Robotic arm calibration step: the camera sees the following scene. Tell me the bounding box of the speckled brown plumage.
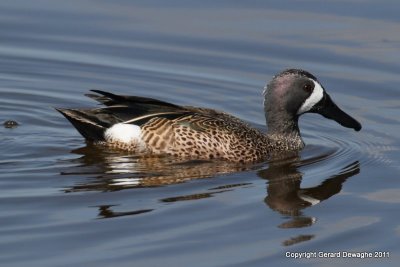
[100,108,302,163]
[142,113,270,162]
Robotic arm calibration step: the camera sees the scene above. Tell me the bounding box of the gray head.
[264,69,362,136]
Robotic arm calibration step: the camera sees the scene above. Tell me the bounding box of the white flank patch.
[297,80,324,114]
[104,123,142,144]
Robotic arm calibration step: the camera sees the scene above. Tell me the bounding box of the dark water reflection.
[262,159,360,235]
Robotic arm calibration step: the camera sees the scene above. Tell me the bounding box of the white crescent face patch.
[297,80,324,115]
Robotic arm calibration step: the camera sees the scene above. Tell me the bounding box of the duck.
[57,69,361,163]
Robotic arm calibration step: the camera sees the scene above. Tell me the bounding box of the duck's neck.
[264,108,304,150]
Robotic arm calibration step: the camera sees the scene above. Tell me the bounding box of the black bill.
[311,93,362,131]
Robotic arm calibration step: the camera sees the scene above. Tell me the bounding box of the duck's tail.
[56,108,111,142]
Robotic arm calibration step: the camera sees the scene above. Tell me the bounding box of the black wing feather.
[90,90,181,109]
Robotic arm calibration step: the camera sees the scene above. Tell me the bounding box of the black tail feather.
[56,108,108,142]
[85,93,111,106]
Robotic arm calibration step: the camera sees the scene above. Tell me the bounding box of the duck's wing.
[87,89,185,117]
[87,90,242,122]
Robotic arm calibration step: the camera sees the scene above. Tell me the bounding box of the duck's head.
[264,69,362,135]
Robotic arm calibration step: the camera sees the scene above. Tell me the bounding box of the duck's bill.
[312,93,362,131]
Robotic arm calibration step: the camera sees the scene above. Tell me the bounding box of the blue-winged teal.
[57,69,361,162]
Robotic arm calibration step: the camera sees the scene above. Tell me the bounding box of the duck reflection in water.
[63,145,360,245]
[63,144,248,191]
[257,152,359,245]
[259,152,359,226]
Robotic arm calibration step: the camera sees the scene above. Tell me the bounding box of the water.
[1,1,399,266]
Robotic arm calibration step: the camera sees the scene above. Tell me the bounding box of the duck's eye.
[303,83,314,93]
